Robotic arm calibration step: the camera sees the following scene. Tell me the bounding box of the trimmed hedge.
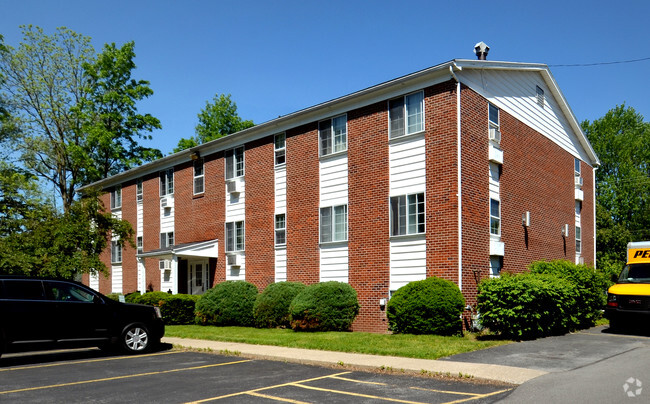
[130,291,199,325]
[386,277,465,335]
[289,281,360,332]
[528,260,607,328]
[195,281,259,326]
[254,282,306,328]
[477,273,578,340]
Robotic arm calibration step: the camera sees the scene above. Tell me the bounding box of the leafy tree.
[0,26,161,211]
[174,93,253,152]
[582,105,650,271]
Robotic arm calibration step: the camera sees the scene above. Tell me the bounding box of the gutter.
[451,63,463,291]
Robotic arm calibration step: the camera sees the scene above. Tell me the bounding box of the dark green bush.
[124,291,141,303]
[289,281,360,332]
[386,277,465,335]
[195,281,259,326]
[105,293,121,302]
[528,260,608,328]
[254,282,306,328]
[132,291,199,325]
[477,273,578,340]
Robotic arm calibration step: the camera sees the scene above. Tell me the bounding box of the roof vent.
[474,41,490,60]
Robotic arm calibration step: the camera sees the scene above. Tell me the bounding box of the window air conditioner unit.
[159,259,171,270]
[226,180,241,194]
[160,198,168,208]
[562,224,569,237]
[489,128,501,143]
[137,194,143,202]
[574,176,583,187]
[227,254,241,267]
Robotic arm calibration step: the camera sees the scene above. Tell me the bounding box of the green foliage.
[254,282,306,328]
[174,94,254,152]
[386,277,465,336]
[528,260,608,328]
[289,281,360,332]
[132,291,170,306]
[582,105,650,269]
[131,291,200,325]
[477,273,578,340]
[105,293,122,302]
[195,281,259,326]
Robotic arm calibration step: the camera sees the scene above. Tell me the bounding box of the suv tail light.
[154,306,162,319]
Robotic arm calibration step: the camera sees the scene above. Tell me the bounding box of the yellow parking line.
[329,375,387,385]
[291,383,429,404]
[410,386,482,396]
[441,388,513,404]
[0,351,183,372]
[0,359,251,395]
[186,371,352,403]
[246,391,311,403]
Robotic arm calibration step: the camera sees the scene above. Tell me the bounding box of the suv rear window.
[0,280,46,300]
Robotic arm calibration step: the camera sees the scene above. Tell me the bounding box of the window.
[489,104,499,128]
[226,221,244,252]
[574,158,581,175]
[136,236,143,254]
[160,232,174,248]
[575,201,582,216]
[275,133,286,165]
[194,158,204,194]
[225,147,244,179]
[136,179,143,202]
[319,115,347,156]
[489,162,501,182]
[490,256,503,278]
[389,91,424,139]
[490,198,501,236]
[275,214,286,246]
[320,205,348,243]
[576,226,582,254]
[111,241,122,264]
[390,193,425,236]
[160,169,174,196]
[536,85,545,108]
[110,186,122,209]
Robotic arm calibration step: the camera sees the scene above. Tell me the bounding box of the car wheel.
[121,323,151,354]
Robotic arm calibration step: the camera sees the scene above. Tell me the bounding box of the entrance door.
[188,260,208,295]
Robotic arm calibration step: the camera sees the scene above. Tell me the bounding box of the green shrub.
[195,281,259,326]
[254,282,306,328]
[289,281,360,332]
[386,277,465,336]
[528,260,608,328]
[105,293,121,302]
[124,291,141,303]
[477,273,578,340]
[131,291,199,325]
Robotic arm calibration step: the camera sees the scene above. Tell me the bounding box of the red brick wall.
[142,172,161,292]
[578,160,595,266]
[120,180,138,293]
[348,100,391,332]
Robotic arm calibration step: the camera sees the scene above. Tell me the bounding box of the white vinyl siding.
[274,248,287,282]
[389,237,426,291]
[319,154,348,206]
[275,166,287,213]
[389,134,425,195]
[111,265,123,294]
[320,244,349,283]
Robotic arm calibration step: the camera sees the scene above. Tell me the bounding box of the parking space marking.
[291,383,430,403]
[0,351,183,372]
[329,375,387,385]
[439,388,513,404]
[410,386,484,397]
[0,359,251,395]
[246,391,311,403]
[186,371,353,403]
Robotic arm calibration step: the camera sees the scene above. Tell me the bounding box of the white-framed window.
[489,103,499,129]
[390,193,425,236]
[490,198,501,236]
[275,133,286,166]
[320,205,348,243]
[319,114,347,156]
[136,236,143,254]
[225,146,244,179]
[574,158,581,175]
[275,213,286,246]
[225,221,245,252]
[110,186,122,210]
[389,91,424,139]
[160,168,174,196]
[575,200,582,216]
[136,179,143,202]
[111,240,122,264]
[160,232,174,248]
[194,158,204,194]
[490,256,503,278]
[536,85,545,108]
[576,226,582,254]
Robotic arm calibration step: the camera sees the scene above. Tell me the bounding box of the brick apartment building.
[81,56,599,333]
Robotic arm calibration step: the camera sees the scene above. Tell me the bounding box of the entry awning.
[137,239,219,260]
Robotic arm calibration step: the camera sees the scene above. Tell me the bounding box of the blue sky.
[2,0,649,155]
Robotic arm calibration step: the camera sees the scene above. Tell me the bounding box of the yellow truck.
[605,241,650,329]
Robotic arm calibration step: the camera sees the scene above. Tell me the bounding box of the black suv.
[0,276,164,358]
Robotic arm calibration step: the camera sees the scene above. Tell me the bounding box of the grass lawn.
[165,325,512,360]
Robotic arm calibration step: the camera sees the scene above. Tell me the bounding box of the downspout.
[450,65,463,291]
[593,166,597,268]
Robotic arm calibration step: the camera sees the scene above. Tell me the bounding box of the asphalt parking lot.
[1,348,513,403]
